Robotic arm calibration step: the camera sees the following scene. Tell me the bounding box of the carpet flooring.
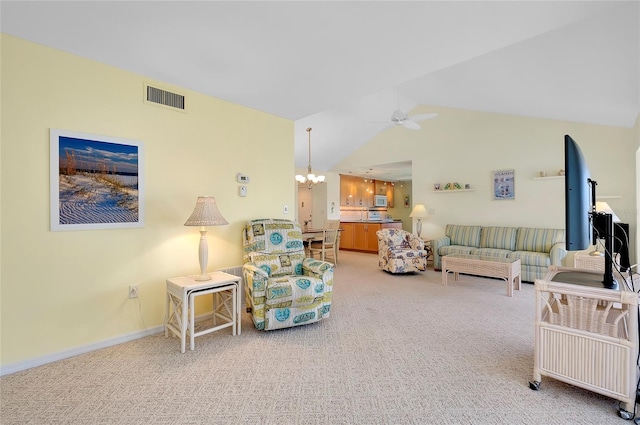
[0,251,633,424]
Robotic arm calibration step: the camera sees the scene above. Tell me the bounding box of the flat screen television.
[564,134,618,289]
[564,135,592,251]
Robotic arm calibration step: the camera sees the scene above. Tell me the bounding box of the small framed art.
[492,169,515,200]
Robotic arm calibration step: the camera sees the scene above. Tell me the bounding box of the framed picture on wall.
[404,195,410,208]
[492,169,515,200]
[50,129,145,231]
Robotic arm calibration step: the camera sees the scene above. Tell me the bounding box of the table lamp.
[184,196,228,281]
[409,204,428,238]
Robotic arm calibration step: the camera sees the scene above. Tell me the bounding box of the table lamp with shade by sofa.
[409,204,428,238]
[184,196,228,281]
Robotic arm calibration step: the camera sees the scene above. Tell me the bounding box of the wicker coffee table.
[441,254,521,297]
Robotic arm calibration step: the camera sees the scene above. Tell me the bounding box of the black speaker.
[613,222,630,272]
[592,217,630,272]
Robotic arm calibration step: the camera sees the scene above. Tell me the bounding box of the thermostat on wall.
[237,173,250,183]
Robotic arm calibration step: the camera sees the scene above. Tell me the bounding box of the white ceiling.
[2,1,638,181]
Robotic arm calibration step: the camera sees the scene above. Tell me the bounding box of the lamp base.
[193,273,212,281]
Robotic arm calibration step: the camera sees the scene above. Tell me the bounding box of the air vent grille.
[145,85,185,110]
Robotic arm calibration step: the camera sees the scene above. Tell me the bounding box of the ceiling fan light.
[391,109,407,121]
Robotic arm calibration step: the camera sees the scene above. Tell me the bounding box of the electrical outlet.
[283,205,289,214]
[129,285,139,299]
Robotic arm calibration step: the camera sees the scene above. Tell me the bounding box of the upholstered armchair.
[242,219,334,331]
[376,228,428,273]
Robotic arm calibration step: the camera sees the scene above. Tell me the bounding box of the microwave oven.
[374,195,388,207]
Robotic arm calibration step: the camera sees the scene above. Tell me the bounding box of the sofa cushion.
[438,245,475,257]
[445,225,482,248]
[469,248,512,259]
[507,251,551,267]
[515,228,565,253]
[479,227,517,250]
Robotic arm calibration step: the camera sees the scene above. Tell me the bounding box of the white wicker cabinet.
[530,266,639,418]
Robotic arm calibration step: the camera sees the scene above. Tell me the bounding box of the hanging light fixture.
[295,127,325,189]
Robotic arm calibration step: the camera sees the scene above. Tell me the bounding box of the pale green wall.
[387,181,413,232]
[335,105,638,259]
[0,35,295,367]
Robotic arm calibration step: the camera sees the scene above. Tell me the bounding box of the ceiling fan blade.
[402,120,421,130]
[409,113,438,122]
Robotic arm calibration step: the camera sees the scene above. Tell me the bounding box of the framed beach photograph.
[492,169,515,200]
[50,129,145,231]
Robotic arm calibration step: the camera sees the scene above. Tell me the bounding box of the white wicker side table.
[165,271,241,353]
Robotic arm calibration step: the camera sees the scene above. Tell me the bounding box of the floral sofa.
[242,219,334,330]
[376,228,428,273]
[432,224,566,282]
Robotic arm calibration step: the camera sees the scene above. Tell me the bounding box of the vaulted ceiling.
[2,1,638,181]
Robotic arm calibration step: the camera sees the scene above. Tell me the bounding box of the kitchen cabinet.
[351,222,381,252]
[339,222,354,249]
[385,184,394,208]
[340,221,402,252]
[340,175,354,206]
[339,175,374,207]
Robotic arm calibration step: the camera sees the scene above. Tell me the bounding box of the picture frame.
[492,169,515,200]
[50,129,145,231]
[404,195,410,208]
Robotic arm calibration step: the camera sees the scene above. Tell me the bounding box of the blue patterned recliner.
[242,219,334,330]
[376,228,428,274]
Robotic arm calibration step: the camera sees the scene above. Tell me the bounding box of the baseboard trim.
[1,265,245,377]
[0,325,164,377]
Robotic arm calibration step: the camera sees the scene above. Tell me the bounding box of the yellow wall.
[0,35,295,366]
[336,105,638,259]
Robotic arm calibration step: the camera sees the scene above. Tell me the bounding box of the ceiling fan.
[373,87,438,130]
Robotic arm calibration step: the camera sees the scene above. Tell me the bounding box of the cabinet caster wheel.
[617,409,633,420]
[529,381,541,391]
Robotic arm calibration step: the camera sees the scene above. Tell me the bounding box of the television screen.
[564,135,592,251]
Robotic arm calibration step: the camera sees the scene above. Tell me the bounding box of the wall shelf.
[532,175,564,181]
[433,189,476,193]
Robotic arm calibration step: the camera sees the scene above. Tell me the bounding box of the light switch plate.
[239,186,247,197]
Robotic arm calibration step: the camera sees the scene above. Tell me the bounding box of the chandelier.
[295,127,325,189]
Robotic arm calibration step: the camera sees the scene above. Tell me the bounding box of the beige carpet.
[0,251,632,424]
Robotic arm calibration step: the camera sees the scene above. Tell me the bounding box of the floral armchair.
[242,219,334,330]
[376,228,428,274]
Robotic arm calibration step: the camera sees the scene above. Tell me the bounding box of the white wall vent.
[144,84,186,111]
